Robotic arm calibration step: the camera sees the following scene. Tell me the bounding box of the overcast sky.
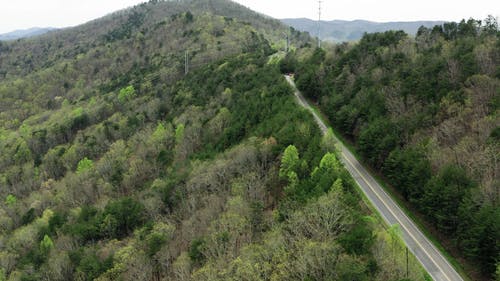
[0,0,498,33]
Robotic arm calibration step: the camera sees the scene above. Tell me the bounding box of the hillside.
[282,18,445,42]
[0,28,57,41]
[291,17,499,280]
[0,0,424,280]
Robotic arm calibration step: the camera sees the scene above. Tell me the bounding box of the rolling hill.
[0,0,425,280]
[0,27,57,41]
[282,18,445,42]
[292,18,499,280]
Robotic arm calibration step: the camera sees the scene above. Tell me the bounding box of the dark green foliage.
[421,165,475,234]
[279,52,298,74]
[184,11,194,23]
[70,250,114,281]
[103,197,145,238]
[146,232,168,257]
[21,208,36,225]
[189,238,206,265]
[67,206,102,242]
[489,127,500,143]
[48,210,67,233]
[358,118,401,168]
[0,0,435,278]
[295,19,499,278]
[104,10,145,42]
[65,198,145,242]
[382,148,431,201]
[340,219,375,255]
[457,203,500,275]
[295,48,327,100]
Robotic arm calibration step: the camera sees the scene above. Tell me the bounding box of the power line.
[318,0,322,48]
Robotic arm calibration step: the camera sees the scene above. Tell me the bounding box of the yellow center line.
[285,74,460,281]
[341,151,454,281]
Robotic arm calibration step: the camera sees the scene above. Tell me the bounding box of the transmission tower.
[318,0,322,48]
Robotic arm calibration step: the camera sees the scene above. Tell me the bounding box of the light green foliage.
[284,171,299,194]
[279,145,300,179]
[40,235,54,253]
[222,87,232,98]
[319,152,341,172]
[76,157,94,173]
[374,225,425,280]
[13,138,32,163]
[152,122,167,141]
[175,124,185,144]
[0,1,431,278]
[61,99,70,107]
[5,194,17,206]
[0,128,7,142]
[72,107,84,117]
[118,85,136,103]
[19,123,31,138]
[99,245,152,280]
[0,268,5,281]
[288,185,351,240]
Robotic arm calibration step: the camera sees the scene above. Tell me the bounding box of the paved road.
[285,75,464,281]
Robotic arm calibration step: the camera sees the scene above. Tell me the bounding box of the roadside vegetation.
[289,17,499,280]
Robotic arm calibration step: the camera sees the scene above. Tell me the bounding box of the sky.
[0,0,499,33]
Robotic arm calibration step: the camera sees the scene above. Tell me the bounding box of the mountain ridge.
[0,1,476,280]
[0,27,57,41]
[282,18,445,42]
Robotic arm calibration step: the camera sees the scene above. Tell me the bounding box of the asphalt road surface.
[285,75,464,281]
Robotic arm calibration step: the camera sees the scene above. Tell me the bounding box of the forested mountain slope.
[292,18,499,280]
[0,0,423,280]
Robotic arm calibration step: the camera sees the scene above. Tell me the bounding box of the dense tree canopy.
[294,18,499,279]
[0,1,449,280]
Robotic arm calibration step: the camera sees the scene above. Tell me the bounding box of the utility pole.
[184,50,189,75]
[406,247,409,279]
[284,32,289,52]
[318,0,322,48]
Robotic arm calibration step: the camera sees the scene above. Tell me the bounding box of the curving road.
[285,75,464,281]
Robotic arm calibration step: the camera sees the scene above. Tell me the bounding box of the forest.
[291,17,499,280]
[0,0,428,280]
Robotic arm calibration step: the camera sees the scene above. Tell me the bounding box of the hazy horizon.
[0,0,498,33]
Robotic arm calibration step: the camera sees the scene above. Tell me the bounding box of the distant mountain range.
[1,19,446,42]
[281,18,445,42]
[0,27,57,41]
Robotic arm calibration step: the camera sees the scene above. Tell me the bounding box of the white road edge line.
[285,75,463,281]
[341,153,452,281]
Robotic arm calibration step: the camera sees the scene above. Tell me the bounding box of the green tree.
[5,194,17,206]
[175,124,185,144]
[103,197,145,237]
[279,145,300,179]
[421,165,474,234]
[14,138,32,163]
[40,235,54,255]
[118,85,136,103]
[0,268,5,281]
[76,157,94,173]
